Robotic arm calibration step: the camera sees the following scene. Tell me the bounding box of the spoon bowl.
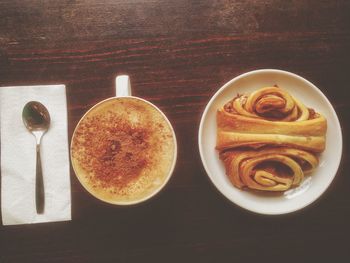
[22,102,51,132]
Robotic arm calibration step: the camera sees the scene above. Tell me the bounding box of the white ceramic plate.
[198,69,342,215]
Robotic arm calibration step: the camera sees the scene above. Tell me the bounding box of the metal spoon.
[22,101,51,214]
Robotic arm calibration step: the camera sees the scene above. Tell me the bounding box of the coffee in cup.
[71,76,177,205]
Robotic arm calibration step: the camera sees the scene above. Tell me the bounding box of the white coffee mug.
[71,75,177,205]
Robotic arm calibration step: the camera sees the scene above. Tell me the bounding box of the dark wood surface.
[0,0,349,262]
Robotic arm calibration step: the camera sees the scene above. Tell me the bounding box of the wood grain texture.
[0,0,350,262]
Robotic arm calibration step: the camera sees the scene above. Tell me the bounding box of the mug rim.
[70,95,178,205]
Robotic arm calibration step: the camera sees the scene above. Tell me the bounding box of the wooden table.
[0,1,349,262]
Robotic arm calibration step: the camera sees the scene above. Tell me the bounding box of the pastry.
[216,86,327,191]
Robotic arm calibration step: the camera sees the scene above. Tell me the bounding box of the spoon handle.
[36,144,45,214]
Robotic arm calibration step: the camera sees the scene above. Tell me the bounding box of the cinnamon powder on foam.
[72,111,155,191]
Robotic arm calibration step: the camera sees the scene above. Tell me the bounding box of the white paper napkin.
[0,85,71,225]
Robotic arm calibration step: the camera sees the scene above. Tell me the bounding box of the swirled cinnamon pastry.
[216,86,327,192]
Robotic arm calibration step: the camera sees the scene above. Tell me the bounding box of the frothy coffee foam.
[71,97,176,204]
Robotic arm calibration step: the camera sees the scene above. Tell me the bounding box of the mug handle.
[115,75,132,97]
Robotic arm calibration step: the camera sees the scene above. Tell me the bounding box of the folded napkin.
[0,85,71,225]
